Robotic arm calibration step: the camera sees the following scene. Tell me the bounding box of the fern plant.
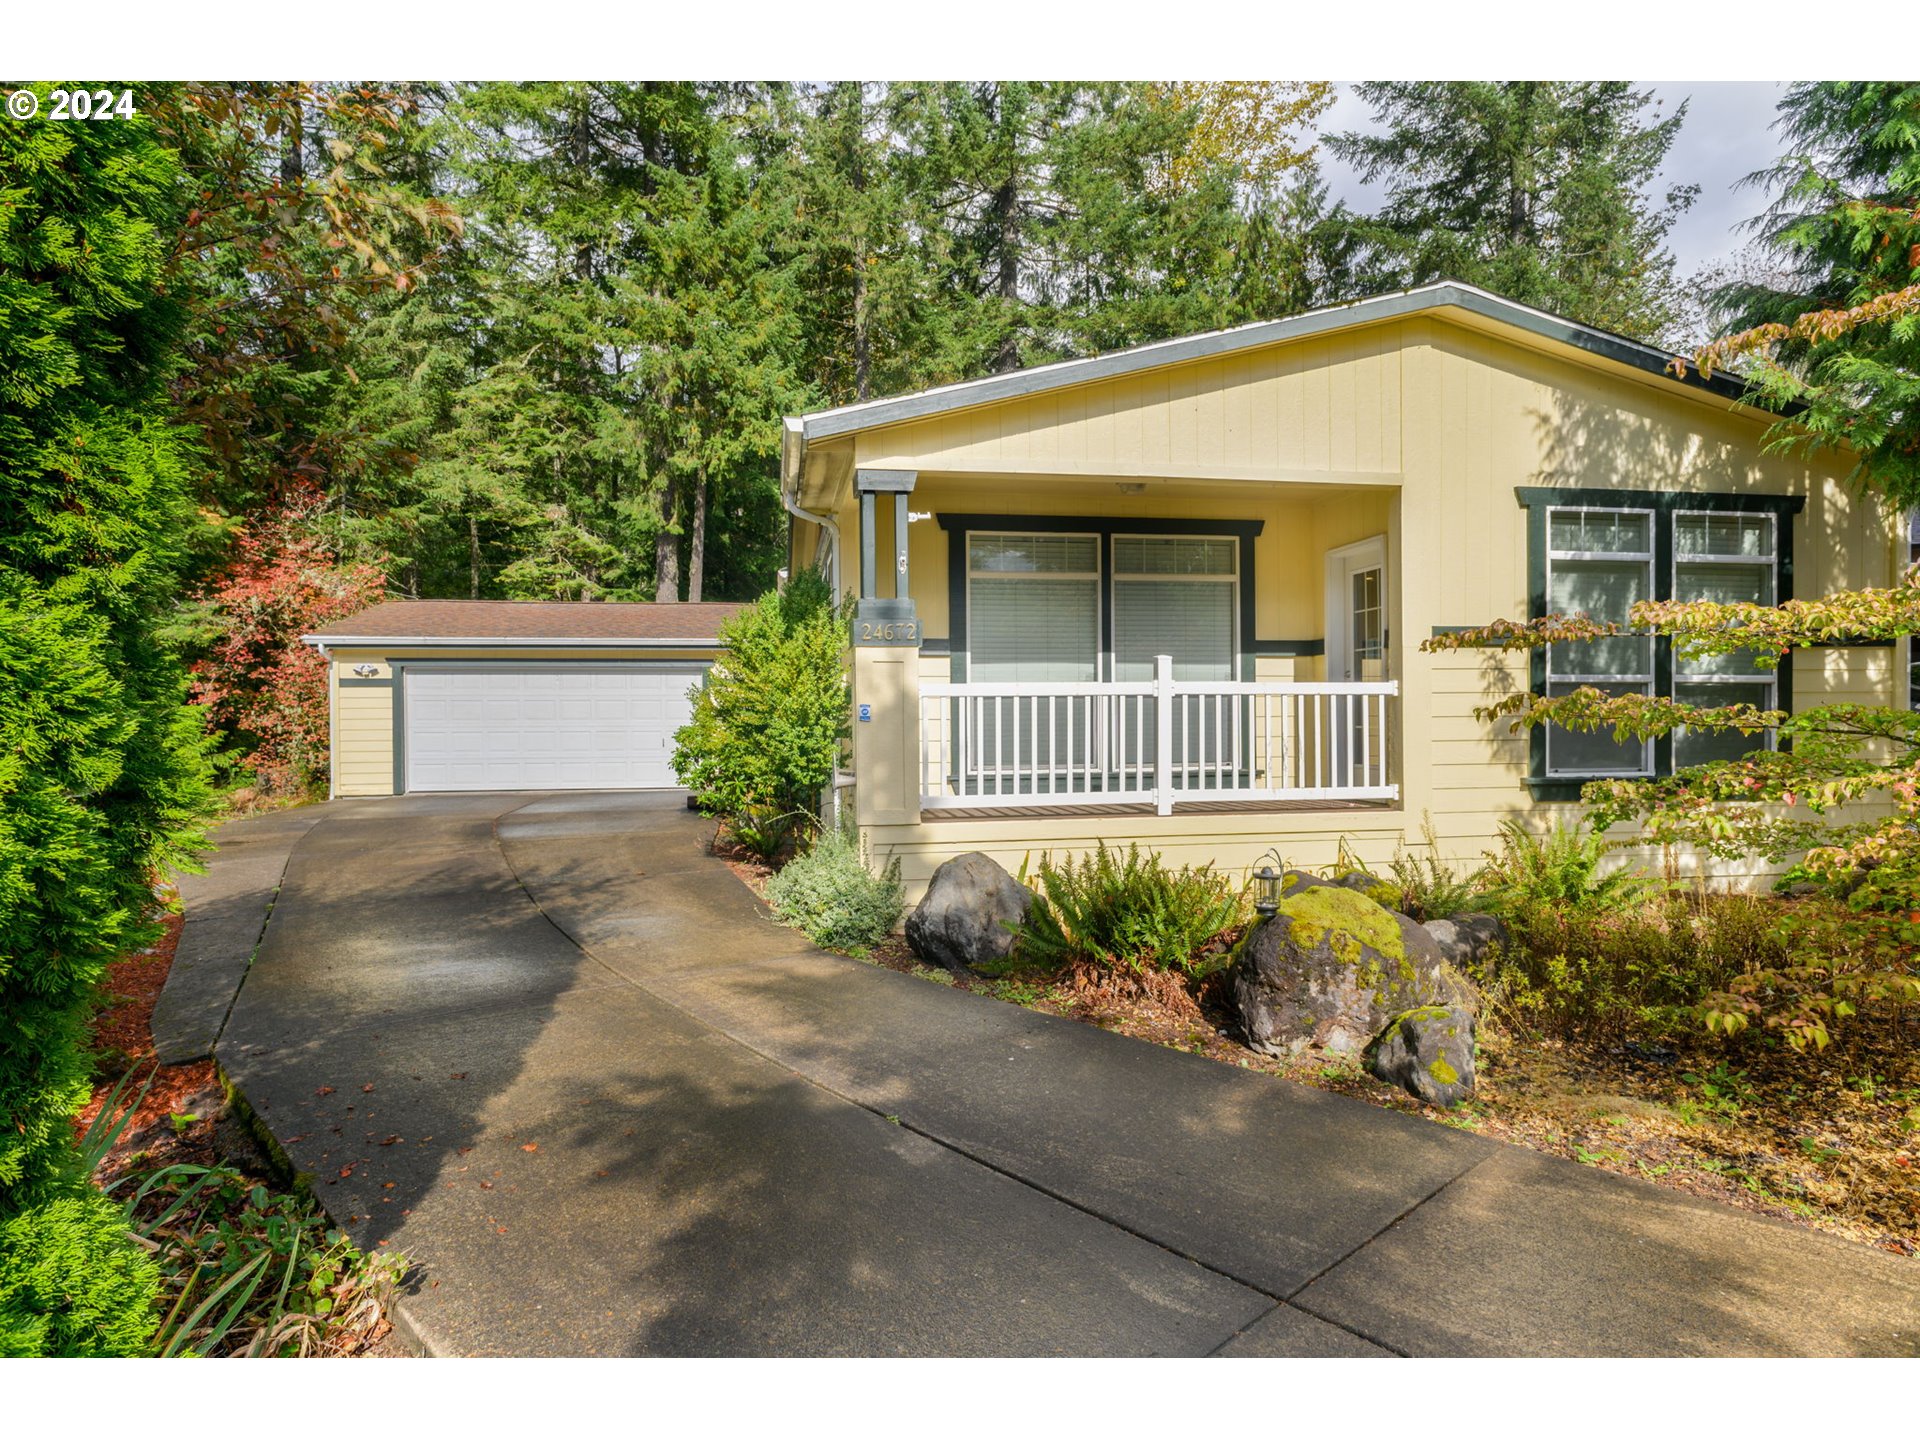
[1479,818,1663,912]
[1386,815,1487,921]
[1014,842,1246,976]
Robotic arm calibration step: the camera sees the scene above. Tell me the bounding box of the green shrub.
[1014,842,1246,976]
[0,1193,160,1358]
[1385,815,1487,921]
[1,97,215,1355]
[1472,889,1800,1046]
[765,826,904,953]
[1478,817,1662,913]
[724,802,811,862]
[672,571,850,821]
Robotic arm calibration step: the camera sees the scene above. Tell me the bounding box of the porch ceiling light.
[1253,865,1281,920]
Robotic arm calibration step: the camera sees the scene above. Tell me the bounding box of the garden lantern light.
[1253,864,1281,920]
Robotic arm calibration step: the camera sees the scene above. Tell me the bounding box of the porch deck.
[923,796,1399,823]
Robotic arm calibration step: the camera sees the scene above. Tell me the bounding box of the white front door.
[1325,536,1388,683]
[403,666,704,792]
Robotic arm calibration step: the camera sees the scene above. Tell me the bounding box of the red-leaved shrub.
[191,489,386,797]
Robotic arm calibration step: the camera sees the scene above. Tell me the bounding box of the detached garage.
[302,600,744,797]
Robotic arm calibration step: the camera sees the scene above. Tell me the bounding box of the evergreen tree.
[755,82,963,406]
[0,90,215,1355]
[331,83,802,602]
[1688,82,1920,504]
[889,81,1300,375]
[1328,82,1698,340]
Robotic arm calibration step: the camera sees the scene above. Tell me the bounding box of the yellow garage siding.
[324,645,721,798]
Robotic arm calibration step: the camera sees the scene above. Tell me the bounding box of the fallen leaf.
[379,1135,402,1146]
[451,1072,468,1081]
[316,1086,335,1096]
[361,1084,375,1093]
[338,1163,356,1178]
[521,1142,539,1153]
[382,1182,396,1190]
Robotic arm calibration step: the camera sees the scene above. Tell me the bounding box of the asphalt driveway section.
[216,794,1270,1356]
[496,791,1920,1358]
[151,805,327,1063]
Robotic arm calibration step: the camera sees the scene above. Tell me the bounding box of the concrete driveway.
[206,792,1920,1356]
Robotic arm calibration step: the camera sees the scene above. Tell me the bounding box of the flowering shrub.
[190,488,386,798]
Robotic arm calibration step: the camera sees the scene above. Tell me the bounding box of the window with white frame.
[965,533,1099,682]
[1110,535,1238,682]
[1544,507,1656,777]
[1672,510,1778,767]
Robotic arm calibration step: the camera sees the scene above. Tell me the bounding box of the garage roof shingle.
[305,599,748,645]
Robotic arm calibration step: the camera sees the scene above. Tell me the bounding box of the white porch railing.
[919,654,1398,814]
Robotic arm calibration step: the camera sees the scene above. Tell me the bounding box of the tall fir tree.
[888,81,1311,376]
[1689,82,1920,504]
[1327,82,1698,340]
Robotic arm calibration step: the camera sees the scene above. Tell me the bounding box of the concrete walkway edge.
[152,806,327,1064]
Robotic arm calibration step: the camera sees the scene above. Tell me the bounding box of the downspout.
[781,416,841,596]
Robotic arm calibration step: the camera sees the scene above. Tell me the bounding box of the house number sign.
[851,598,921,647]
[857,618,919,644]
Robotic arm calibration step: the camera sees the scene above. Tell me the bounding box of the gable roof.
[303,599,746,649]
[786,281,1751,446]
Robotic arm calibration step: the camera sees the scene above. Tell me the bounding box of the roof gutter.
[780,415,841,596]
[297,635,729,650]
[789,281,1766,441]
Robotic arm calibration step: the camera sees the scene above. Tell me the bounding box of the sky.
[1316,82,1790,280]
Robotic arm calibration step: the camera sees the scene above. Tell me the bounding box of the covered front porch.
[842,466,1404,823]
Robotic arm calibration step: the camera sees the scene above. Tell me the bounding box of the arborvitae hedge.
[0,90,214,1353]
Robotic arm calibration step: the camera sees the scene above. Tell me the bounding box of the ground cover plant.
[764,823,905,954]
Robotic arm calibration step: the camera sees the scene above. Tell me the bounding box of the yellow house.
[781,281,1905,900]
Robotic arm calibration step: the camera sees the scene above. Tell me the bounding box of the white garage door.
[404,666,704,792]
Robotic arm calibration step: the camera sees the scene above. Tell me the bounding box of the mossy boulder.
[1233,878,1476,1057]
[1367,1005,1477,1107]
[1423,912,1511,968]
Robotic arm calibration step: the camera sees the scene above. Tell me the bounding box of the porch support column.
[851,468,921,827]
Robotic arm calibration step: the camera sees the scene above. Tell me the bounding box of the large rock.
[1422,912,1511,969]
[1233,880,1476,1057]
[1367,1005,1477,1107]
[905,851,1035,972]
